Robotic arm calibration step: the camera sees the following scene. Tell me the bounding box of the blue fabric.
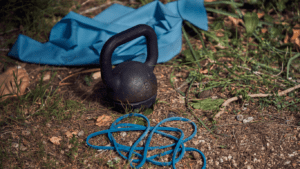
[8,0,207,66]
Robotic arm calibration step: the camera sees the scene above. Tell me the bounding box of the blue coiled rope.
[86,113,206,169]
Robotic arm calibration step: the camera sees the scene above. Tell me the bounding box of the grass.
[1,0,300,168]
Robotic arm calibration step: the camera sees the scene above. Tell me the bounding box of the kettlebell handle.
[100,24,158,84]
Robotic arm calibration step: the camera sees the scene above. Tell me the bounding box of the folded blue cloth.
[8,0,207,66]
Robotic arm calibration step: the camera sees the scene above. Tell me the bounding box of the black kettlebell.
[100,24,158,110]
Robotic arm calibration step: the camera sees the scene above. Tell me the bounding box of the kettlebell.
[100,24,158,110]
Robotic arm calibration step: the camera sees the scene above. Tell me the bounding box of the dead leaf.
[284,33,289,43]
[291,25,300,41]
[0,66,30,101]
[50,137,62,145]
[228,16,243,27]
[295,38,300,48]
[257,12,264,19]
[261,28,268,34]
[200,69,208,74]
[96,115,112,127]
[65,131,79,138]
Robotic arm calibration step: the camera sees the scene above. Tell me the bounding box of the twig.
[59,68,100,86]
[185,77,217,138]
[0,49,9,51]
[0,28,18,35]
[79,1,124,15]
[81,0,92,6]
[215,84,300,118]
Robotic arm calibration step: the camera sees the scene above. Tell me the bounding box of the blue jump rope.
[86,113,206,169]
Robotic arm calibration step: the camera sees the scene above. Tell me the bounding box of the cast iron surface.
[100,24,158,107]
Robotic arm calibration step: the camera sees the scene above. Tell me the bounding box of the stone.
[243,117,254,123]
[78,130,84,137]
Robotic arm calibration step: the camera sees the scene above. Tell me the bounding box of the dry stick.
[215,84,300,118]
[79,1,124,14]
[59,68,100,86]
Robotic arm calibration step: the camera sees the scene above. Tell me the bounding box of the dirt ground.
[1,51,300,168]
[1,0,300,169]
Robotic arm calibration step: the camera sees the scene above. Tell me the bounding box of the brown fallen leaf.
[228,16,243,27]
[50,137,62,145]
[96,115,112,127]
[295,38,300,49]
[284,33,289,43]
[261,28,268,34]
[0,66,30,101]
[65,131,79,138]
[291,24,300,41]
[257,12,265,19]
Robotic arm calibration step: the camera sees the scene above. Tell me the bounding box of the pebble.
[197,90,212,99]
[92,72,101,80]
[78,130,84,137]
[120,132,126,137]
[12,143,19,148]
[284,161,291,165]
[167,111,178,118]
[43,72,51,81]
[243,117,254,123]
[20,144,27,151]
[22,130,31,136]
[113,157,120,162]
[214,128,221,134]
[236,114,243,121]
[46,123,51,128]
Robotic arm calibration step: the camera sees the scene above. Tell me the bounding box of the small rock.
[12,143,19,148]
[215,161,219,166]
[215,129,222,134]
[46,123,51,128]
[232,159,238,167]
[78,130,84,137]
[243,117,254,123]
[246,165,254,169]
[228,155,232,160]
[211,96,218,100]
[139,140,145,146]
[236,114,243,121]
[22,130,31,136]
[92,71,101,80]
[197,90,212,99]
[242,107,247,111]
[219,158,223,163]
[253,158,261,163]
[113,157,121,162]
[284,161,291,165]
[20,144,27,151]
[167,111,178,118]
[43,72,51,81]
[192,151,200,159]
[120,132,126,137]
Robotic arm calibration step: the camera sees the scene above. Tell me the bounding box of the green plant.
[66,135,79,160]
[84,74,93,86]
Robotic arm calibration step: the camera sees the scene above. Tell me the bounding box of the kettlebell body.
[100,24,158,110]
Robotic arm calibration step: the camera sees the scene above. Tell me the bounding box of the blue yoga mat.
[8,0,207,66]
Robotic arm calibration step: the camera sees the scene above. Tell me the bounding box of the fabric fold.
[8,0,208,66]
